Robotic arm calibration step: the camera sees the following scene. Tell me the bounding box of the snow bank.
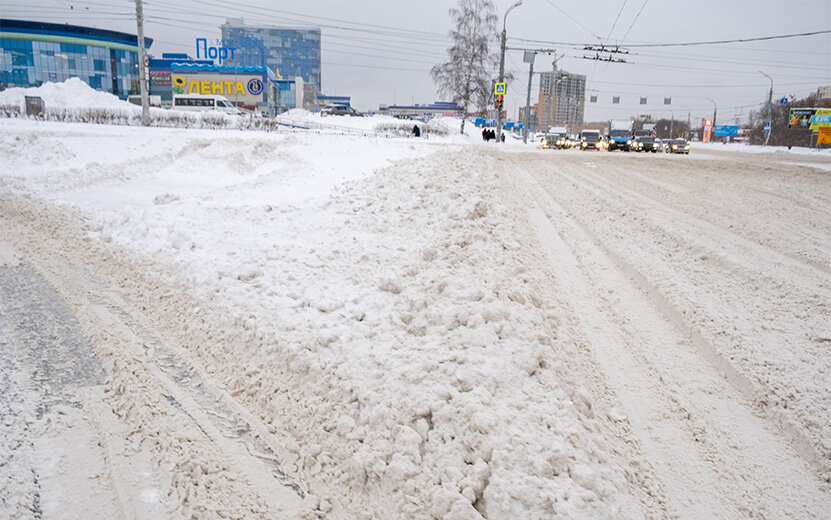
[693,141,830,156]
[0,77,135,110]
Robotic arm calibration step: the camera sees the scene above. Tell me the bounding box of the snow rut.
[504,151,829,518]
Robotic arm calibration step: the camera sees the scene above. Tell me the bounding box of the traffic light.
[494,94,503,108]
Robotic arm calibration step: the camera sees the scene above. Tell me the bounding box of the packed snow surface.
[1,115,829,519]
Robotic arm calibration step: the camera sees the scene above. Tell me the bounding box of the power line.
[542,0,602,41]
[510,28,831,49]
[615,29,831,48]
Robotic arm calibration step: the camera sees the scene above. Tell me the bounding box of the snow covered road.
[1,119,829,519]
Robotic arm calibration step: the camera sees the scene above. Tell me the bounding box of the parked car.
[668,138,691,154]
[633,136,660,153]
[321,105,362,116]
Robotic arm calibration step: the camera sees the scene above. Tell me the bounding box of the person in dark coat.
[412,124,421,137]
[482,128,488,141]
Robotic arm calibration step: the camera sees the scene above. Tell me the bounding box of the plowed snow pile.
[0,119,657,519]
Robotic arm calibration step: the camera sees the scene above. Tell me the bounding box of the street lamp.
[497,0,522,143]
[760,70,773,146]
[705,97,717,141]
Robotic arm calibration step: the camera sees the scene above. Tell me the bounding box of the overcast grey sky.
[4,0,830,124]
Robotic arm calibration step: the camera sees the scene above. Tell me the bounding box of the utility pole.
[669,111,674,139]
[523,51,534,144]
[760,70,773,146]
[134,0,149,126]
[497,0,522,143]
[687,110,691,140]
[522,48,558,143]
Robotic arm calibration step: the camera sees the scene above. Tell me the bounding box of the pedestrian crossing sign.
[494,82,506,95]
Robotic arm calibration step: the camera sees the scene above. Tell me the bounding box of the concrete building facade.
[536,64,585,131]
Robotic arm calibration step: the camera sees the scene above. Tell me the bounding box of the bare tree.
[431,0,499,134]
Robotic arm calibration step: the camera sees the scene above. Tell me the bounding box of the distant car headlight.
[596,142,601,148]
[672,145,678,149]
[542,139,547,145]
[627,140,632,145]
[582,142,587,148]
[684,145,690,149]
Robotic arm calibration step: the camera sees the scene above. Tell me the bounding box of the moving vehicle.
[580,130,603,151]
[172,94,241,114]
[607,120,634,151]
[667,138,691,154]
[321,105,361,116]
[547,126,570,149]
[633,136,660,153]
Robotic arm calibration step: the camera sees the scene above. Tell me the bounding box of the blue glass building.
[0,19,152,96]
[220,18,321,92]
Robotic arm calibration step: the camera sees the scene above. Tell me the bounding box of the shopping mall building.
[0,18,151,96]
[1,18,329,115]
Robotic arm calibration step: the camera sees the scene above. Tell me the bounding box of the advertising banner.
[809,109,831,130]
[172,73,265,105]
[818,127,831,144]
[713,125,739,137]
[702,118,712,143]
[789,108,815,128]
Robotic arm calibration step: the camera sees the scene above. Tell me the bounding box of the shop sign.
[196,38,236,65]
[172,74,265,104]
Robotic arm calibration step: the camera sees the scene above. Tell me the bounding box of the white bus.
[172,94,241,114]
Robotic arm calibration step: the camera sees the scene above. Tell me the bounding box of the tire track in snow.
[509,164,829,519]
[534,159,831,474]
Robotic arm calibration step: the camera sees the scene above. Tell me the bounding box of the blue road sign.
[763,122,771,135]
[779,97,789,105]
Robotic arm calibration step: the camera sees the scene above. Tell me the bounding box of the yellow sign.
[809,109,831,130]
[171,74,265,105]
[818,127,831,145]
[494,82,506,95]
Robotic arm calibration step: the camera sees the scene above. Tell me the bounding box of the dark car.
[580,131,604,151]
[322,105,361,117]
[668,138,690,154]
[634,136,659,153]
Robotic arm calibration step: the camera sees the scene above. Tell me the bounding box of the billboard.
[171,73,265,105]
[809,109,831,130]
[713,125,739,137]
[788,108,815,128]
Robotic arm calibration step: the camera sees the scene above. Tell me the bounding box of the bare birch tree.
[431,0,499,134]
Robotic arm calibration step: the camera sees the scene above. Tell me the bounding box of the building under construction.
[537,63,586,131]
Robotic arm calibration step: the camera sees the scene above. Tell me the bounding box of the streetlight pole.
[760,70,773,146]
[497,0,522,143]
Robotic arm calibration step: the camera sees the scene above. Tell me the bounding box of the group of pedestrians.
[481,128,505,142]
